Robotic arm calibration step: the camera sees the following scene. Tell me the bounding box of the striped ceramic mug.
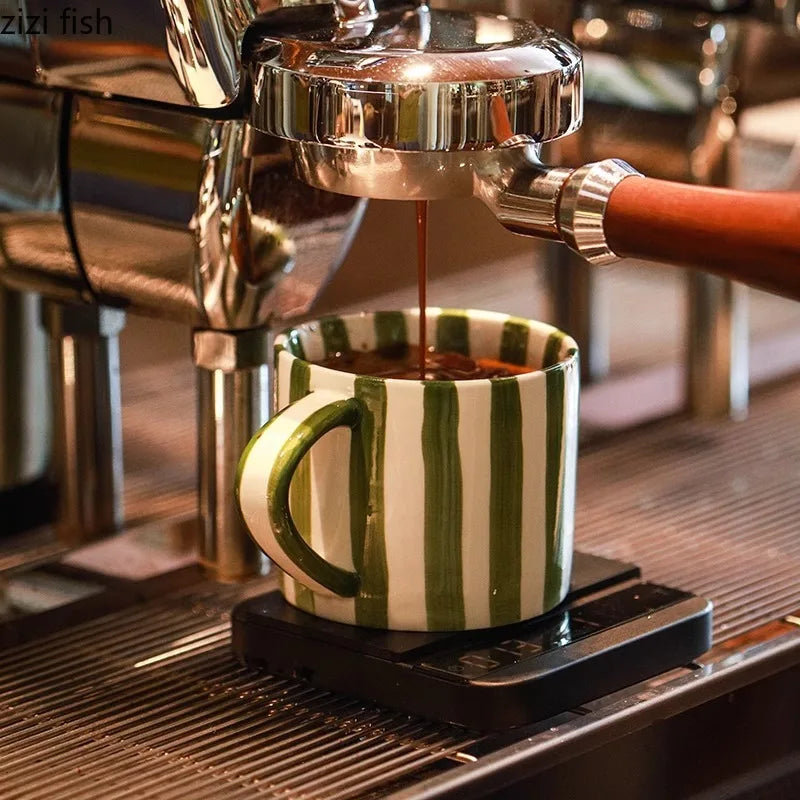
[236,308,579,632]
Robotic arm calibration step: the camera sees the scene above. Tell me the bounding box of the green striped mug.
[236,309,579,632]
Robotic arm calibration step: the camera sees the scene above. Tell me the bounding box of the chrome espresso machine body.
[0,0,371,578]
[1,2,800,799]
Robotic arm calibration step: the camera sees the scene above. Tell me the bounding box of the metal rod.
[41,300,125,545]
[194,327,271,582]
[687,272,749,420]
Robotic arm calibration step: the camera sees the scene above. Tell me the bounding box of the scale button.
[417,660,487,681]
[496,639,543,657]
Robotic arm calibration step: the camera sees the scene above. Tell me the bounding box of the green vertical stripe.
[321,316,350,357]
[273,344,283,413]
[436,311,469,356]
[286,331,306,361]
[500,319,530,366]
[489,379,523,626]
[422,382,465,630]
[350,378,389,628]
[374,311,408,350]
[542,330,566,368]
[289,360,315,614]
[544,368,566,610]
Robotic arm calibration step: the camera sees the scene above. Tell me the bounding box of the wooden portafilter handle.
[603,177,800,301]
[554,159,800,301]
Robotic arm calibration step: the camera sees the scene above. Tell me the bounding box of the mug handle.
[236,390,362,597]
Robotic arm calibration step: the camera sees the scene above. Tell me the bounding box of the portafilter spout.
[248,3,800,300]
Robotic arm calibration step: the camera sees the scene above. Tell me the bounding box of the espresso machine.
[1,1,800,798]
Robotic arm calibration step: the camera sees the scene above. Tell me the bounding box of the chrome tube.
[688,274,749,420]
[194,328,270,581]
[42,301,126,545]
[0,289,50,489]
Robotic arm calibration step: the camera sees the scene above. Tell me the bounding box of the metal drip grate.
[576,379,800,643]
[0,585,477,800]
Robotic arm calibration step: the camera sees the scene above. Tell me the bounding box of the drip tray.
[232,553,712,730]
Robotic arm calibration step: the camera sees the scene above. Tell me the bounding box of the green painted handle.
[268,398,363,597]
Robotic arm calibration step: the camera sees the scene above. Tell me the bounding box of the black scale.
[232,552,712,731]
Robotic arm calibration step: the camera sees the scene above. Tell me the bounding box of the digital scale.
[232,553,713,731]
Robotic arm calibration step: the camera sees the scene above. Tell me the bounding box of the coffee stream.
[416,200,428,381]
[315,201,534,380]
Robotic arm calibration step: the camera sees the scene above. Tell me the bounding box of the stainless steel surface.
[292,143,493,200]
[0,0,368,571]
[0,83,82,298]
[0,0,792,117]
[392,626,800,799]
[558,158,641,265]
[42,301,126,545]
[0,0,794,620]
[0,289,50,489]
[248,6,583,151]
[193,327,273,372]
[485,151,574,241]
[331,0,378,21]
[0,581,478,799]
[291,140,643,265]
[683,14,750,421]
[195,329,270,581]
[68,96,365,328]
[248,5,584,202]
[478,152,640,264]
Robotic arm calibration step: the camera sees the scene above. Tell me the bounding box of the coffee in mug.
[316,344,534,380]
[236,308,579,632]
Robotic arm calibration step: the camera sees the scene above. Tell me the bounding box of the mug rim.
[275,308,579,386]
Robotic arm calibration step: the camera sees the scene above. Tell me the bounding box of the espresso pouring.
[314,202,534,381]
